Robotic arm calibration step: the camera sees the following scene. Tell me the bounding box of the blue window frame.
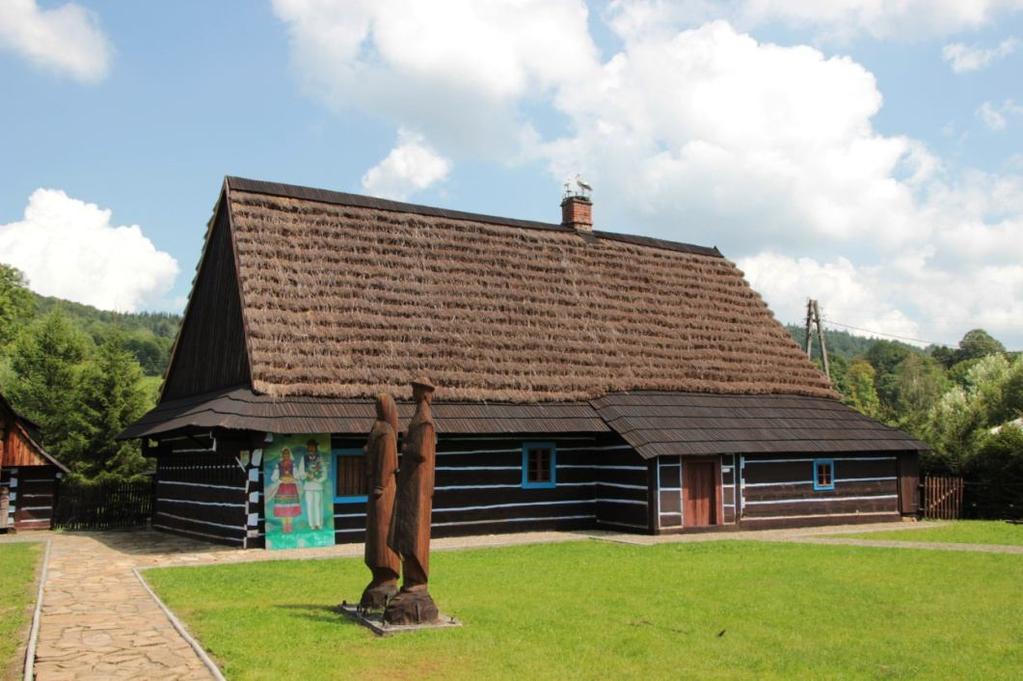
[813,458,835,491]
[334,448,368,503]
[522,442,557,489]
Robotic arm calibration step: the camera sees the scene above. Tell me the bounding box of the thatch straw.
[227,190,835,402]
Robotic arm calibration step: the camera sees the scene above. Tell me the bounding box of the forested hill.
[783,323,921,360]
[28,292,182,376]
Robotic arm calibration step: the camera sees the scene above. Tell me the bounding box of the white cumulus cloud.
[607,0,1023,42]
[272,0,598,155]
[273,3,1023,347]
[541,21,931,254]
[0,189,178,312]
[976,99,1023,130]
[0,0,112,82]
[739,250,1023,347]
[943,37,1020,72]
[361,129,452,200]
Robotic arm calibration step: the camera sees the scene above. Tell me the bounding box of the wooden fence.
[53,478,154,530]
[921,475,964,520]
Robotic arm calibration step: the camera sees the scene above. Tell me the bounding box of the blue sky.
[1,1,1021,348]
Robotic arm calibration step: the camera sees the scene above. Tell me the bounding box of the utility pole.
[804,299,831,382]
[804,299,814,361]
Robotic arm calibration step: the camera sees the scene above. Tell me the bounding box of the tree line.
[0,264,181,482]
[788,324,1022,517]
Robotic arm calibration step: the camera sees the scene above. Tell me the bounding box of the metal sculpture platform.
[338,603,462,637]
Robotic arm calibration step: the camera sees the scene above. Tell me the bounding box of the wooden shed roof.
[591,392,928,457]
[191,176,835,403]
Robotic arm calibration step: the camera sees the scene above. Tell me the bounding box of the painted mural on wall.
[263,433,334,550]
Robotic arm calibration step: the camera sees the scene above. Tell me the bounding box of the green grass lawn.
[0,542,42,680]
[146,540,1023,681]
[839,520,1023,546]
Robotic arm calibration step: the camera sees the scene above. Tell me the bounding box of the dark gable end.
[0,391,69,471]
[161,189,251,401]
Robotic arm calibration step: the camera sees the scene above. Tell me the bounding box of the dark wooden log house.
[120,177,925,548]
[1,392,68,532]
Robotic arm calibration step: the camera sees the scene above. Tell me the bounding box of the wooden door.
[683,461,717,527]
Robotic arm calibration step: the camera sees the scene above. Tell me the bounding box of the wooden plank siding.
[161,203,250,401]
[2,423,50,467]
[739,453,901,526]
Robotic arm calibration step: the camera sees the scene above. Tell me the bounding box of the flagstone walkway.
[31,533,214,681]
[4,520,1017,680]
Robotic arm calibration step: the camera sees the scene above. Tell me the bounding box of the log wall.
[1,466,14,530]
[152,433,249,546]
[738,453,901,526]
[149,431,916,547]
[324,435,643,544]
[167,433,650,549]
[591,447,650,533]
[0,465,59,531]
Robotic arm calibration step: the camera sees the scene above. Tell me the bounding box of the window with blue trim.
[334,448,368,503]
[813,459,835,491]
[522,442,556,489]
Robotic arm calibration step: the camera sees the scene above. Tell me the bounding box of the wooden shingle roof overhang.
[220,176,836,402]
[120,388,926,459]
[591,392,929,458]
[119,387,610,439]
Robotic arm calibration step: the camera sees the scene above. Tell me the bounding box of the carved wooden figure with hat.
[359,392,402,609]
[384,376,440,624]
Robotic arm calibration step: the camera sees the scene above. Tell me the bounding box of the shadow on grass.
[274,603,363,627]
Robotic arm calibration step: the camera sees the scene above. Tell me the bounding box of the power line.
[819,317,949,347]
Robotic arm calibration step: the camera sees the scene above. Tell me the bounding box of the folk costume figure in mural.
[359,393,402,610]
[270,448,302,533]
[299,439,328,530]
[384,377,439,625]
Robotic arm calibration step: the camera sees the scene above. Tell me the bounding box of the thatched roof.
[215,177,834,403]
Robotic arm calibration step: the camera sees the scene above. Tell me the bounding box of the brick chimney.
[561,195,592,232]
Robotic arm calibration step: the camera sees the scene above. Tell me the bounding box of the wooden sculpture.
[384,376,439,625]
[359,393,402,609]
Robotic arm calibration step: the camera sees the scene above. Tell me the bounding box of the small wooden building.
[1,392,68,532]
[121,177,925,548]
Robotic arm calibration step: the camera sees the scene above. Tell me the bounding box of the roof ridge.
[225,175,722,259]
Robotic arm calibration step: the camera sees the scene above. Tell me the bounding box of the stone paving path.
[3,519,1017,680]
[31,533,214,681]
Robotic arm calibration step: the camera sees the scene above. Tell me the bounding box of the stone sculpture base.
[382,589,439,626]
[339,603,459,637]
[359,580,398,610]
